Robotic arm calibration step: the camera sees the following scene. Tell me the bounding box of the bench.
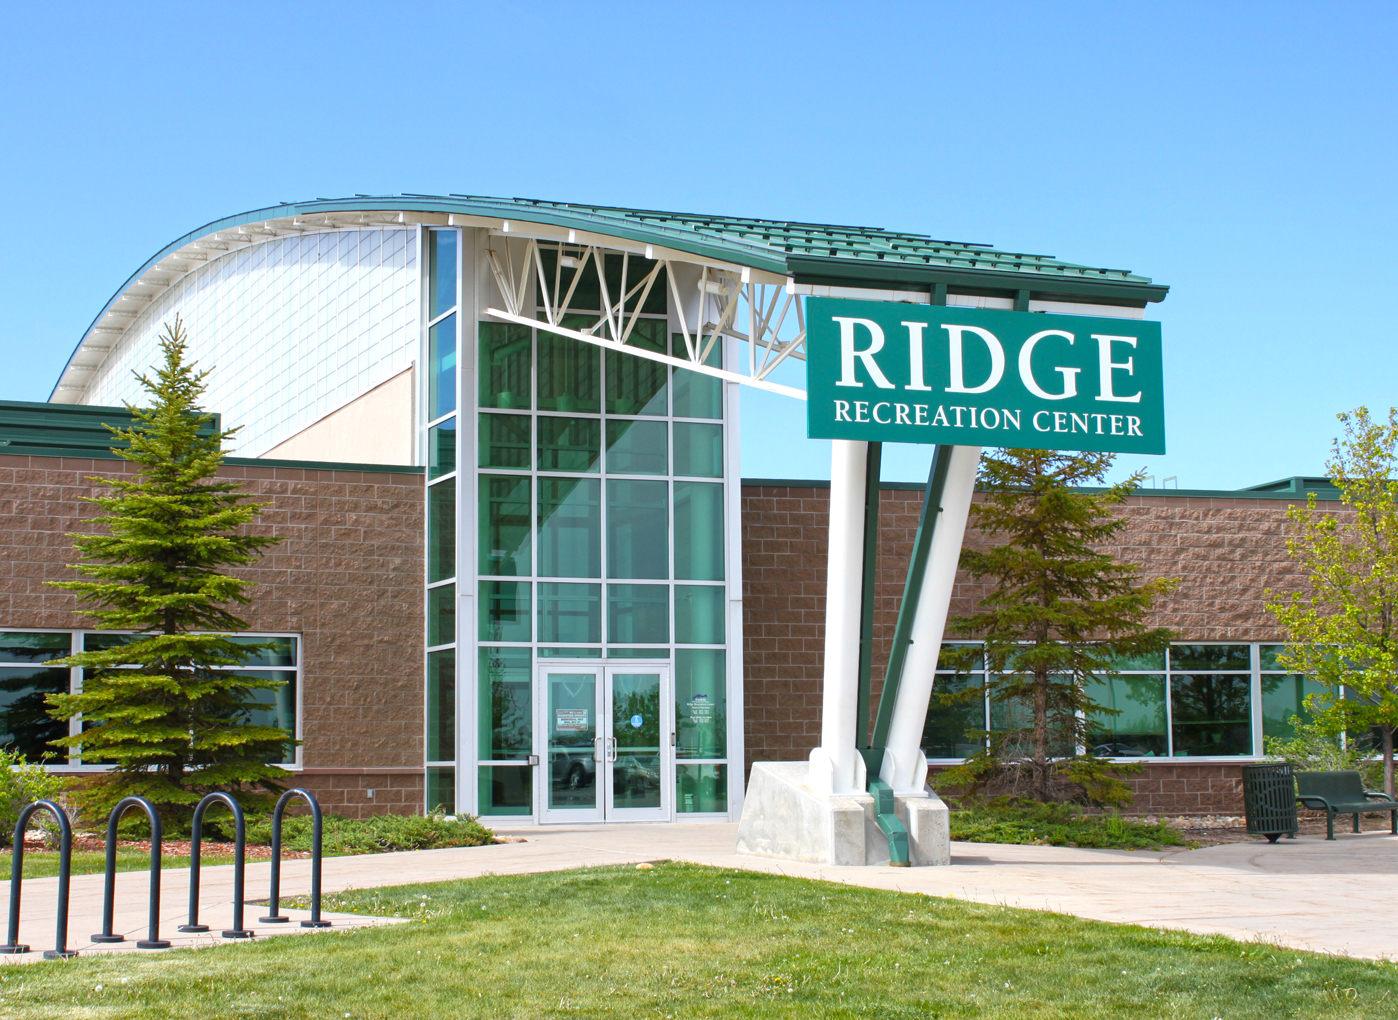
[1294,770,1398,840]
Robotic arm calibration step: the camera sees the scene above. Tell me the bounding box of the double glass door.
[538,664,671,823]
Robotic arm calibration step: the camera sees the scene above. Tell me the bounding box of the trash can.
[1241,763,1299,843]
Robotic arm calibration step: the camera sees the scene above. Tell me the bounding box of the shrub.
[949,797,1188,850]
[214,810,496,855]
[1264,717,1384,788]
[0,748,70,846]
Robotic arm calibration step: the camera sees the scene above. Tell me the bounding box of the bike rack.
[0,800,77,958]
[259,788,331,928]
[177,793,252,939]
[91,796,170,949]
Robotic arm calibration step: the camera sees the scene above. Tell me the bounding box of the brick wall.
[0,454,426,819]
[740,482,1345,813]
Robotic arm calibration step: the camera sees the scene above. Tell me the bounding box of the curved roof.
[54,194,1168,400]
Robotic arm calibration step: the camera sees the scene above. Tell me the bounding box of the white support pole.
[809,439,870,795]
[880,444,982,794]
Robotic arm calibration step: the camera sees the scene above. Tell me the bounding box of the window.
[0,630,299,766]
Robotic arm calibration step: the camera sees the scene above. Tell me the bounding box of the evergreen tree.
[1267,407,1398,797]
[44,318,290,819]
[936,448,1177,805]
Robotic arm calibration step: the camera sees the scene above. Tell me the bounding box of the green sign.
[805,297,1165,454]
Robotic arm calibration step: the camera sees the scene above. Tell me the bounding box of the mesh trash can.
[1242,763,1298,843]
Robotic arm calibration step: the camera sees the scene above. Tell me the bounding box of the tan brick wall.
[740,482,1344,808]
[0,454,426,818]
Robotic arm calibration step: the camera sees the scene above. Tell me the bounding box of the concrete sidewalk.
[4,824,1397,962]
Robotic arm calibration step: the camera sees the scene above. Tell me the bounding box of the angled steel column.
[879,444,981,793]
[809,439,871,794]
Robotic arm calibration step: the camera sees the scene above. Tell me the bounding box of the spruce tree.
[936,448,1177,805]
[45,318,290,820]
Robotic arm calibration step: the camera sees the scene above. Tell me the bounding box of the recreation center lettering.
[805,297,1165,455]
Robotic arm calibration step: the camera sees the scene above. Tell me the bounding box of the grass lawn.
[4,863,1396,1018]
[0,850,239,879]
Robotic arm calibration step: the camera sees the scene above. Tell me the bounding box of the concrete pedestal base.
[735,761,950,866]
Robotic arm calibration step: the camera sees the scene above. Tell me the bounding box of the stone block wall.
[740,481,1345,813]
[0,453,426,819]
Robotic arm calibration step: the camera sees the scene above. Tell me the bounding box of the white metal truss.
[482,236,808,401]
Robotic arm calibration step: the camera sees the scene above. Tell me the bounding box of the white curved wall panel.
[81,229,419,458]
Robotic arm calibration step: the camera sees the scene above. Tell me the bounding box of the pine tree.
[1267,407,1398,797]
[44,318,290,820]
[937,448,1177,805]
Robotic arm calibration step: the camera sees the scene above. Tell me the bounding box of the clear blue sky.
[2,1,1393,489]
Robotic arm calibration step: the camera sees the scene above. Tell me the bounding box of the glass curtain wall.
[424,228,459,811]
[923,641,1331,761]
[475,251,730,818]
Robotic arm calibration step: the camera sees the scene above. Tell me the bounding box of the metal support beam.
[855,441,883,753]
[876,445,982,794]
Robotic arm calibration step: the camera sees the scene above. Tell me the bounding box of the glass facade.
[0,630,299,765]
[923,641,1346,760]
[444,236,732,819]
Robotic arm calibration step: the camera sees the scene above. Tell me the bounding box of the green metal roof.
[0,398,221,459]
[58,194,1167,401]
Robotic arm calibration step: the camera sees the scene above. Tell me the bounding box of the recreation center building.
[0,195,1336,822]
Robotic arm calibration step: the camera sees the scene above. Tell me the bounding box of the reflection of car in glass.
[550,745,596,789]
[614,753,661,795]
[1092,742,1150,757]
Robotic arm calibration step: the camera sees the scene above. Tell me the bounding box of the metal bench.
[1294,770,1398,840]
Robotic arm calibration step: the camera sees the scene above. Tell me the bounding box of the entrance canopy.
[53,194,1168,404]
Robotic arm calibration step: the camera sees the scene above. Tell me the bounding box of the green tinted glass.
[538,477,601,578]
[479,475,531,576]
[674,481,723,580]
[428,228,457,319]
[1169,645,1250,671]
[479,581,531,642]
[478,765,531,815]
[606,420,667,475]
[1104,649,1167,671]
[676,648,725,759]
[1170,675,1252,755]
[606,319,667,416]
[426,767,456,812]
[671,333,722,419]
[1085,675,1166,757]
[0,631,72,664]
[538,326,599,414]
[538,583,601,644]
[538,646,603,658]
[428,584,455,648]
[607,584,669,644]
[0,666,70,760]
[606,648,667,659]
[478,646,531,759]
[428,481,456,583]
[232,670,298,762]
[428,418,456,480]
[937,643,984,672]
[479,414,530,470]
[225,636,297,667]
[676,764,727,813]
[1262,675,1324,739]
[675,585,724,644]
[674,423,722,477]
[479,322,532,410]
[921,674,985,759]
[427,649,455,761]
[537,248,601,310]
[607,480,668,579]
[1259,645,1290,671]
[428,313,457,420]
[538,416,600,472]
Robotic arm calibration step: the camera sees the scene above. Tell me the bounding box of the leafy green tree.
[44,318,290,820]
[1268,407,1398,797]
[935,448,1178,805]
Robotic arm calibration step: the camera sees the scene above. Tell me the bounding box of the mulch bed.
[22,832,312,859]
[1144,813,1398,846]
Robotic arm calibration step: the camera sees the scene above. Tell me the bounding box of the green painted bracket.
[868,778,910,866]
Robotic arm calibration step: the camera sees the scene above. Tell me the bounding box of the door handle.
[593,737,603,762]
[606,736,618,763]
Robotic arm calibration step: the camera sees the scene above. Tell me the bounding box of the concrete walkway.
[4,825,1397,962]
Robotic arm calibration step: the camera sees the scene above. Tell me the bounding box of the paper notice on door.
[555,708,590,733]
[688,694,713,724]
